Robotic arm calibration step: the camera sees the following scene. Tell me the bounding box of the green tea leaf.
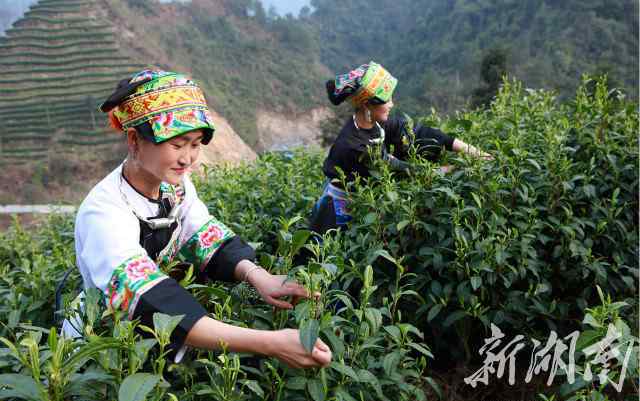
[330,362,360,382]
[299,319,320,353]
[443,311,466,327]
[240,379,264,398]
[306,378,325,401]
[152,313,184,339]
[470,276,482,290]
[285,376,307,390]
[118,373,160,401]
[382,351,402,376]
[0,374,45,400]
[427,304,442,322]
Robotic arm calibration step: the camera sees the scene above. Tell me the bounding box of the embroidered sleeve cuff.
[105,254,169,319]
[177,217,235,271]
[132,278,207,353]
[205,236,256,282]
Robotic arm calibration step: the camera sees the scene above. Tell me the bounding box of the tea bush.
[0,77,636,400]
[339,77,639,361]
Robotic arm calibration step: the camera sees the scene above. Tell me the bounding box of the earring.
[365,108,372,123]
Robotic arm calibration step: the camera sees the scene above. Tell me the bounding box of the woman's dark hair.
[326,80,350,105]
[108,110,154,142]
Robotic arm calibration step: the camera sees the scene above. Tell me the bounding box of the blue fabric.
[313,181,352,227]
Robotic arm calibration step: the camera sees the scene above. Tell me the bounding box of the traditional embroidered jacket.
[73,163,255,352]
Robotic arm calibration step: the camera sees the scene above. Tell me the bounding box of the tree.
[471,47,508,108]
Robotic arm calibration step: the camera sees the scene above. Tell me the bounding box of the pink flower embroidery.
[153,112,174,128]
[199,225,224,249]
[125,258,157,281]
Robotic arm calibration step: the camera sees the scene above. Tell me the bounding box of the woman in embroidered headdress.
[69,69,331,367]
[309,61,492,234]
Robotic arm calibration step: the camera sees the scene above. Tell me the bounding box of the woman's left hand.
[248,268,311,309]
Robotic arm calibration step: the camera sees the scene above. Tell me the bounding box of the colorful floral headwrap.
[100,69,215,144]
[326,61,397,107]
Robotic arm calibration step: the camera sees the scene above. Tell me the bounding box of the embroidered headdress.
[326,61,397,107]
[100,69,215,144]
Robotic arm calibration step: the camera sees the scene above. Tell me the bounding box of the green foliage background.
[0,78,637,400]
[308,0,639,115]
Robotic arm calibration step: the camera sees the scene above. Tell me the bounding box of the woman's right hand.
[267,328,332,368]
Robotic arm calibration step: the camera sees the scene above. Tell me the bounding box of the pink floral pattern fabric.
[106,254,168,318]
[177,217,234,271]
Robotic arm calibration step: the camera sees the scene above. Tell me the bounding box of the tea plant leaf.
[526,158,542,171]
[443,311,466,327]
[582,313,601,328]
[575,329,602,352]
[63,338,123,377]
[434,187,458,201]
[240,379,264,398]
[364,213,377,224]
[299,319,320,353]
[329,361,360,382]
[471,193,482,208]
[321,328,345,358]
[470,276,482,290]
[363,265,374,289]
[396,219,410,232]
[66,369,114,399]
[408,342,434,358]
[130,338,158,373]
[152,313,184,339]
[334,387,359,401]
[333,294,354,310]
[357,369,383,398]
[367,249,396,265]
[291,230,311,256]
[383,325,401,343]
[178,264,194,287]
[118,373,161,401]
[321,263,338,275]
[0,374,45,400]
[364,307,382,334]
[427,304,443,322]
[306,378,325,401]
[425,376,443,399]
[382,350,402,376]
[285,376,307,390]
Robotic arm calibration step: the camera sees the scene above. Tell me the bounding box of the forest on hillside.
[171,0,639,133]
[0,0,637,205]
[306,0,639,114]
[2,0,638,142]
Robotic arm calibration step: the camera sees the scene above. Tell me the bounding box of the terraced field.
[0,0,146,166]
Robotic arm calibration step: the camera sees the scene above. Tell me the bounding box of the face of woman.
[135,129,204,186]
[371,98,394,123]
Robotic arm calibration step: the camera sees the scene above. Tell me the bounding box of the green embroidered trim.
[106,254,168,318]
[177,217,235,271]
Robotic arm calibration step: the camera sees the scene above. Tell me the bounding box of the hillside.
[1,0,638,205]
[309,0,639,114]
[0,0,332,203]
[102,0,330,150]
[0,0,145,168]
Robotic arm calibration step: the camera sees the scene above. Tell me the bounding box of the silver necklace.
[119,160,182,230]
[353,114,385,144]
